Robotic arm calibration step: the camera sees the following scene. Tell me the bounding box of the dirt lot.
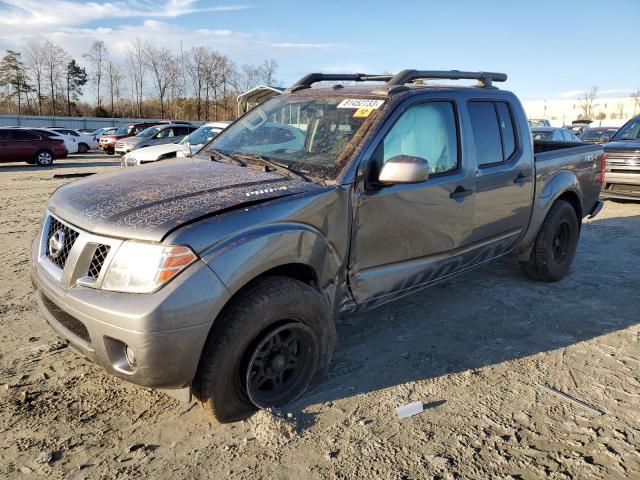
[1,153,639,479]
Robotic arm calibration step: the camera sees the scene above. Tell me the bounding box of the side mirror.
[378,155,430,185]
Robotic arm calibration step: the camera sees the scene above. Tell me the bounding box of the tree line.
[0,39,281,121]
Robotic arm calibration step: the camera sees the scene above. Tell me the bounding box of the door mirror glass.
[378,155,430,185]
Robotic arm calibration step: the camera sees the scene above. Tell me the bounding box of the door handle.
[449,186,473,201]
[514,172,531,185]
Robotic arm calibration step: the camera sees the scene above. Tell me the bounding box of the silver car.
[115,124,198,155]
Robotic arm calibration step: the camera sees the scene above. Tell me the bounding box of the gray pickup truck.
[31,70,604,423]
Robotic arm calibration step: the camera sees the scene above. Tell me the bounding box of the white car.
[122,121,230,167]
[25,128,79,154]
[49,128,99,153]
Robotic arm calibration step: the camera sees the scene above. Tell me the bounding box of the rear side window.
[381,101,459,175]
[468,102,503,166]
[495,102,516,159]
[13,130,40,141]
[468,101,518,167]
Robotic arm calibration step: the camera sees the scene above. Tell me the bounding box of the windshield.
[137,126,162,138]
[532,130,553,140]
[115,126,133,135]
[206,94,384,179]
[581,129,614,139]
[181,126,220,145]
[611,118,640,141]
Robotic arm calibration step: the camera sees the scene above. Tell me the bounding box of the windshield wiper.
[209,148,246,167]
[231,152,312,183]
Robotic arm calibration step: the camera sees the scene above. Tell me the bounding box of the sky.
[0,0,638,100]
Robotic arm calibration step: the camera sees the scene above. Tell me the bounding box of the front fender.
[201,222,344,308]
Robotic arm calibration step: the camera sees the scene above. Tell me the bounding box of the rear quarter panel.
[514,144,603,256]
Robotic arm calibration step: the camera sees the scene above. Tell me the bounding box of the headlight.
[102,242,198,293]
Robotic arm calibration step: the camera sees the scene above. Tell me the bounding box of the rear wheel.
[78,143,89,153]
[35,150,54,166]
[520,199,580,282]
[194,276,335,423]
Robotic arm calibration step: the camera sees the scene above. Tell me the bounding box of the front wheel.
[194,276,335,423]
[78,143,89,153]
[35,150,54,166]
[520,199,580,282]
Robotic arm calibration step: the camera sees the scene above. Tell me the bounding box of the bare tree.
[42,41,68,116]
[145,45,175,118]
[126,38,146,117]
[25,42,46,115]
[578,86,599,120]
[83,41,108,110]
[259,59,280,86]
[106,60,123,115]
[631,89,640,116]
[186,46,208,120]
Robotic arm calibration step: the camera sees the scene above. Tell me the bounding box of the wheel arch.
[515,170,584,260]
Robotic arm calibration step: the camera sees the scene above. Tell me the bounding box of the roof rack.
[286,69,507,94]
[386,70,507,89]
[286,73,394,92]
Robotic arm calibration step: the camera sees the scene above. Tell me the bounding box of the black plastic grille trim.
[46,217,79,269]
[88,244,110,279]
[41,293,91,344]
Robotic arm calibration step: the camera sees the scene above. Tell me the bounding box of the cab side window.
[381,102,458,175]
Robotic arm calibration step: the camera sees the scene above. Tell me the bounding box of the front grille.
[41,293,91,344]
[88,244,110,279]
[46,218,79,269]
[606,151,640,165]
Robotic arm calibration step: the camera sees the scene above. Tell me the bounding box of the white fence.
[0,115,203,130]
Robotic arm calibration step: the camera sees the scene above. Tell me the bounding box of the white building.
[522,95,640,128]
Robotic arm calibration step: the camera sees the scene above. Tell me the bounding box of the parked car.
[91,127,117,136]
[98,122,163,155]
[528,118,551,127]
[601,115,640,200]
[49,128,99,153]
[114,124,197,155]
[122,122,230,167]
[22,128,79,154]
[580,127,618,144]
[565,122,591,137]
[0,127,68,165]
[531,127,581,142]
[31,69,604,423]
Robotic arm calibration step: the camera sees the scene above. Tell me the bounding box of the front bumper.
[601,172,640,200]
[30,225,231,391]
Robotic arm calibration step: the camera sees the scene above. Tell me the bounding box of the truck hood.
[605,140,640,152]
[48,159,322,242]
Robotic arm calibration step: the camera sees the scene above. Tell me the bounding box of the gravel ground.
[1,153,639,479]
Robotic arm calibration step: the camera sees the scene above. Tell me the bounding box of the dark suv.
[601,115,640,199]
[0,128,68,166]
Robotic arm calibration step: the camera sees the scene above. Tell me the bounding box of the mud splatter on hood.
[48,159,321,242]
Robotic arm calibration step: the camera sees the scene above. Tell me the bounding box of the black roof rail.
[285,73,394,92]
[373,70,507,93]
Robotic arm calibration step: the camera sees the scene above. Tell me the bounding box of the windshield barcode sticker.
[337,99,385,109]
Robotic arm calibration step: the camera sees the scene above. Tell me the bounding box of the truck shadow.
[291,209,640,423]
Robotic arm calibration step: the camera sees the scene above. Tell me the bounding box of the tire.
[35,150,54,166]
[78,143,89,153]
[194,276,335,423]
[520,200,580,282]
